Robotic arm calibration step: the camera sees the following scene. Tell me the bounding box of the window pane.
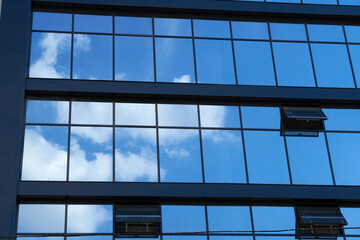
[71,102,113,125]
[30,32,71,79]
[115,36,154,82]
[200,105,240,128]
[162,205,206,233]
[232,21,269,40]
[159,129,202,182]
[340,0,360,5]
[193,19,230,38]
[327,133,360,185]
[345,26,360,43]
[154,18,192,37]
[308,24,345,42]
[22,126,68,181]
[303,0,337,4]
[286,133,333,185]
[68,237,112,240]
[74,14,112,33]
[69,127,113,181]
[348,45,360,87]
[67,205,113,233]
[18,204,65,233]
[73,34,112,80]
[115,16,152,35]
[18,238,63,240]
[273,42,315,87]
[211,237,253,240]
[158,104,198,127]
[196,39,236,84]
[311,43,354,88]
[207,206,252,231]
[26,100,69,124]
[164,237,206,240]
[323,109,360,131]
[33,12,72,31]
[267,0,300,2]
[203,130,246,183]
[156,38,195,83]
[115,103,155,126]
[341,208,360,234]
[241,107,280,129]
[115,127,158,182]
[234,41,276,86]
[244,131,290,184]
[252,206,295,234]
[255,237,297,240]
[270,23,307,41]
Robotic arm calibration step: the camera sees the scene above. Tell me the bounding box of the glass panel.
[270,23,307,41]
[348,45,360,87]
[207,206,252,231]
[156,38,195,83]
[244,131,290,184]
[234,41,276,86]
[73,34,112,80]
[26,100,69,124]
[323,109,360,131]
[22,126,68,181]
[202,130,246,183]
[241,107,280,129]
[308,25,345,42]
[311,43,354,88]
[162,205,206,233]
[69,127,113,181]
[193,19,231,38]
[68,237,113,240]
[158,104,198,127]
[29,32,71,79]
[273,42,315,87]
[286,133,333,185]
[211,237,253,240]
[340,208,360,234]
[115,103,156,126]
[195,39,236,84]
[303,0,337,4]
[255,237,297,240]
[115,16,152,35]
[18,238,64,240]
[164,237,206,240]
[159,129,202,182]
[267,0,301,2]
[252,206,295,234]
[71,102,113,125]
[327,133,360,185]
[74,14,112,33]
[340,0,360,5]
[115,36,154,82]
[17,204,65,233]
[67,205,113,233]
[154,18,192,37]
[200,105,240,128]
[115,127,158,182]
[231,21,269,40]
[33,12,72,31]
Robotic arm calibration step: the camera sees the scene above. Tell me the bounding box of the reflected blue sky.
[68,237,112,240]
[200,105,240,128]
[252,206,295,233]
[158,104,198,127]
[26,100,69,124]
[241,107,280,129]
[115,16,152,35]
[74,14,112,33]
[207,206,252,231]
[193,19,230,38]
[163,237,206,240]
[270,23,307,41]
[33,12,72,31]
[348,45,360,87]
[303,0,337,4]
[308,24,345,42]
[232,21,269,40]
[323,109,360,131]
[154,18,192,36]
[341,208,360,235]
[211,237,253,240]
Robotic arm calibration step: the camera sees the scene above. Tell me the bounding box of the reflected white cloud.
[115,72,127,80]
[202,130,241,143]
[74,34,91,55]
[72,102,113,125]
[164,147,190,158]
[72,127,112,145]
[116,103,155,126]
[200,105,226,127]
[54,101,70,124]
[173,74,191,83]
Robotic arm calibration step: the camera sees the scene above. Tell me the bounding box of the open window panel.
[115,205,161,238]
[281,107,327,137]
[296,207,347,239]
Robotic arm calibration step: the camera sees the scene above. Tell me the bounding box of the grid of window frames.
[16,203,360,240]
[23,99,360,186]
[220,0,360,6]
[30,12,360,88]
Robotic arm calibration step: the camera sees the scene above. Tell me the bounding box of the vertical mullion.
[267,22,279,86]
[323,131,337,186]
[70,13,74,80]
[205,205,210,240]
[239,106,250,184]
[113,203,116,240]
[156,104,161,183]
[19,99,29,181]
[191,18,199,84]
[229,20,239,85]
[64,204,68,240]
[343,24,358,88]
[282,134,294,185]
[112,15,115,81]
[305,23,319,87]
[152,17,157,82]
[249,206,256,240]
[27,11,34,78]
[66,100,72,182]
[197,105,206,183]
[113,102,116,182]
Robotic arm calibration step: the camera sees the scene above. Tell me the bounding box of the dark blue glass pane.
[202,130,246,183]
[115,16,152,35]
[311,43,354,88]
[270,23,307,41]
[241,107,280,129]
[193,19,230,38]
[115,36,154,82]
[162,205,206,232]
[33,12,72,31]
[252,206,295,233]
[74,14,112,33]
[323,109,360,131]
[196,39,236,84]
[303,0,337,4]
[273,42,315,87]
[154,18,192,37]
[26,100,69,124]
[341,208,360,234]
[308,24,345,42]
[207,206,252,231]
[200,105,240,128]
[158,104,198,127]
[232,21,269,40]
[348,45,360,87]
[234,41,276,86]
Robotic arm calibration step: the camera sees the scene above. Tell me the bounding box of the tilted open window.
[296,207,348,239]
[281,107,327,137]
[115,205,161,238]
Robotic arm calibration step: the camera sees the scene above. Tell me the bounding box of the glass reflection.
[115,36,154,82]
[241,107,280,129]
[30,32,71,79]
[68,237,113,240]
[67,205,113,233]
[200,105,240,128]
[340,208,360,234]
[303,0,337,4]
[115,103,155,126]
[193,19,230,38]
[69,127,113,181]
[244,131,290,184]
[255,237,297,240]
[211,237,253,240]
[18,238,64,240]
[17,204,65,233]
[115,16,152,35]
[154,18,192,37]
[207,206,252,231]
[26,100,69,124]
[340,0,360,5]
[33,12,72,31]
[195,39,236,84]
[231,21,269,40]
[234,41,276,86]
[270,23,307,41]
[155,38,195,83]
[73,34,112,80]
[159,129,202,182]
[115,128,158,182]
[71,102,113,125]
[348,45,360,87]
[202,130,246,183]
[308,24,345,42]
[22,126,68,181]
[164,237,206,240]
[74,14,112,33]
[267,0,300,2]
[158,104,198,127]
[323,109,360,131]
[286,133,333,185]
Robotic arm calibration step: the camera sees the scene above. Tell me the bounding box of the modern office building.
[2,0,360,239]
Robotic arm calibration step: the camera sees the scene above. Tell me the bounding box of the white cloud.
[115,72,127,80]
[116,103,155,126]
[72,102,113,125]
[173,74,191,83]
[74,34,91,55]
[54,101,69,124]
[72,127,112,145]
[199,105,227,128]
[202,130,241,143]
[164,147,190,158]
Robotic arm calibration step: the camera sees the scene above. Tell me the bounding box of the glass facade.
[221,0,360,6]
